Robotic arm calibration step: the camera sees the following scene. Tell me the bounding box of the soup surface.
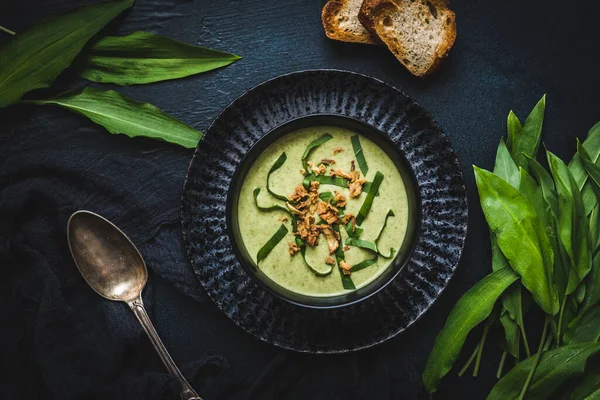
[237,125,410,297]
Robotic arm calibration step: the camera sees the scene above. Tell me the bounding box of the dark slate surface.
[1,0,599,399]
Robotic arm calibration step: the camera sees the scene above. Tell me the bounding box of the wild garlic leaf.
[422,267,518,393]
[493,138,520,188]
[81,31,241,85]
[505,110,522,153]
[548,151,592,294]
[510,95,546,168]
[474,167,559,315]
[487,342,600,400]
[564,304,600,344]
[0,0,133,107]
[25,87,202,148]
[569,367,600,400]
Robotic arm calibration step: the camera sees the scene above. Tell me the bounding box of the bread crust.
[359,0,456,76]
[322,0,379,44]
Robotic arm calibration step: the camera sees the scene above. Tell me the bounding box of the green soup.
[237,126,410,297]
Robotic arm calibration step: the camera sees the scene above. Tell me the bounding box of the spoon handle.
[128,296,202,400]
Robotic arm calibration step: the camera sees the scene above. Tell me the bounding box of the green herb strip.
[356,171,384,226]
[350,256,378,273]
[294,237,334,277]
[375,209,397,259]
[319,191,334,203]
[351,135,369,176]
[345,238,378,252]
[256,224,288,264]
[301,133,332,170]
[253,188,296,230]
[343,222,363,239]
[333,224,355,290]
[302,174,376,193]
[267,152,289,201]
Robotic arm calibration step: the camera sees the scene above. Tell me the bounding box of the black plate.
[181,70,468,353]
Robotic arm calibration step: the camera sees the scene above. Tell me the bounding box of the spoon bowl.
[68,211,147,302]
[67,210,201,400]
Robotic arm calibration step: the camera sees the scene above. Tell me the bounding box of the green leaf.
[302,133,332,170]
[527,155,570,299]
[506,110,522,153]
[253,188,293,217]
[295,237,334,277]
[355,171,384,226]
[350,255,378,273]
[256,224,288,263]
[570,142,598,216]
[345,238,378,252]
[511,95,546,168]
[570,368,600,400]
[499,310,521,359]
[266,152,289,201]
[488,342,600,400]
[351,135,369,176]
[319,191,334,203]
[302,174,377,194]
[333,224,355,290]
[81,31,240,85]
[494,138,520,188]
[0,0,134,107]
[583,252,600,311]
[548,151,593,294]
[25,87,201,148]
[374,209,396,258]
[564,304,600,344]
[474,166,559,315]
[422,267,519,393]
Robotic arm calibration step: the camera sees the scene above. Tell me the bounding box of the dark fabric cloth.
[1,0,599,399]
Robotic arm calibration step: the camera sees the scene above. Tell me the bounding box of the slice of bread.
[359,0,456,76]
[322,0,379,44]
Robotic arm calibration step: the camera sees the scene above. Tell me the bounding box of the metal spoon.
[67,210,201,400]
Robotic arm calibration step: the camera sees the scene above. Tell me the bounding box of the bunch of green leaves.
[423,95,600,399]
[0,0,240,148]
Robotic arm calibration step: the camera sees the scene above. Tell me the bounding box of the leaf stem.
[0,24,15,35]
[556,295,567,346]
[496,351,507,379]
[518,316,550,400]
[520,321,531,358]
[473,324,490,377]
[458,343,480,377]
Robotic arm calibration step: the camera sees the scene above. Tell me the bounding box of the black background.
[1,0,599,399]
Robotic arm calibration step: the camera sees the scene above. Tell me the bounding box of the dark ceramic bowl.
[226,114,422,309]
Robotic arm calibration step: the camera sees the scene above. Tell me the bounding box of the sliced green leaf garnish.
[301,133,332,170]
[302,174,376,194]
[345,238,378,252]
[351,135,368,176]
[257,224,288,264]
[333,224,355,290]
[350,256,378,273]
[266,152,289,201]
[253,188,292,215]
[355,171,384,226]
[319,191,334,203]
[423,267,519,393]
[81,31,241,85]
[295,237,333,277]
[374,209,396,258]
[0,0,134,107]
[343,222,363,239]
[25,87,202,148]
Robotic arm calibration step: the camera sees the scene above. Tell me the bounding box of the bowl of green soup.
[227,115,421,308]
